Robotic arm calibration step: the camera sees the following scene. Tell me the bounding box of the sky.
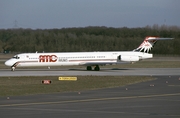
[0,0,180,29]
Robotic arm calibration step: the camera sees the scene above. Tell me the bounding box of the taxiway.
[0,68,180,76]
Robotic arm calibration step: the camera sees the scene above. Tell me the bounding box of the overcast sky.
[0,0,179,29]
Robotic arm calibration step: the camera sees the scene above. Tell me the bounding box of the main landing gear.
[86,65,100,71]
[86,66,92,71]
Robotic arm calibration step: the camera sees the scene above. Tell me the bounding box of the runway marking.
[6,107,180,117]
[1,93,180,107]
[168,85,180,87]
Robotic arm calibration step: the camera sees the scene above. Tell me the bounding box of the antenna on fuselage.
[36,51,38,53]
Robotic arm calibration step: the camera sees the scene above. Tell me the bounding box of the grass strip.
[0,76,154,96]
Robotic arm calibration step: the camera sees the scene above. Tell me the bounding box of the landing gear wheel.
[11,66,15,71]
[86,66,92,71]
[94,65,100,71]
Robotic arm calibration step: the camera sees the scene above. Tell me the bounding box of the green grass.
[0,76,154,96]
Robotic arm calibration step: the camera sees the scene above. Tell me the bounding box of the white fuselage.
[5,51,152,68]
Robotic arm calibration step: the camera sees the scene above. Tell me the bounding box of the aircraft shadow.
[68,68,131,71]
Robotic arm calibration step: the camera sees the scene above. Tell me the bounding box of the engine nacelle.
[117,55,139,62]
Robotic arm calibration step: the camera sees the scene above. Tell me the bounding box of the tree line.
[0,25,180,55]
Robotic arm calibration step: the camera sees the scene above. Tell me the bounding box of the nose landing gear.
[11,66,15,71]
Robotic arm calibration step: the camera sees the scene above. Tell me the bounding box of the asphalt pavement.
[0,75,180,118]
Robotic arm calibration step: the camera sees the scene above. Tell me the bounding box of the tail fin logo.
[134,37,173,53]
[135,37,157,53]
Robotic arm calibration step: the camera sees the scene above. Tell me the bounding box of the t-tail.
[133,36,173,53]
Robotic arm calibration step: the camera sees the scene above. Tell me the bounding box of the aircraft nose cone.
[5,60,13,66]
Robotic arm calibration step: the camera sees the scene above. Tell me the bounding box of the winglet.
[134,36,173,53]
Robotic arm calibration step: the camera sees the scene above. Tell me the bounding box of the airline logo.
[39,55,57,62]
[136,37,158,53]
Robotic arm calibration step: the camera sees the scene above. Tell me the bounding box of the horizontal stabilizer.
[147,37,173,41]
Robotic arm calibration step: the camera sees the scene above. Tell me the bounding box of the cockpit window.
[12,55,20,59]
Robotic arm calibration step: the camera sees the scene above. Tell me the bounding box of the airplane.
[5,36,173,71]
